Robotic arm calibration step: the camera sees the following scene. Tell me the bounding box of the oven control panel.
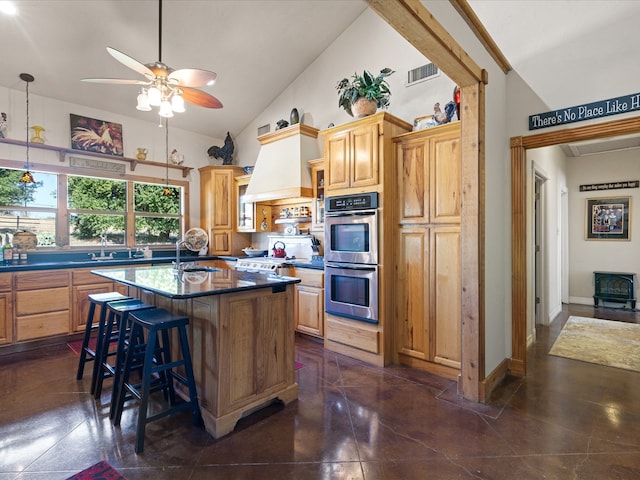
[326,192,378,212]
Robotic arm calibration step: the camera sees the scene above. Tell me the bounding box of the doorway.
[511,116,640,376]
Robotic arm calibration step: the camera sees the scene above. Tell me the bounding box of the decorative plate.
[183,228,208,252]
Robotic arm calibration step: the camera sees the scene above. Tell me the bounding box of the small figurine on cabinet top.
[169,148,184,165]
[276,119,289,130]
[0,112,7,138]
[207,131,234,165]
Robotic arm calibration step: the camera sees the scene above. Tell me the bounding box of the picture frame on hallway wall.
[70,114,123,156]
[586,196,630,240]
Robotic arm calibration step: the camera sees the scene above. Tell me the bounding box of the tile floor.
[1,304,639,479]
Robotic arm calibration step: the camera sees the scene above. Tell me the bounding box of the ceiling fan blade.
[81,78,150,85]
[181,87,223,108]
[169,68,217,87]
[106,46,154,78]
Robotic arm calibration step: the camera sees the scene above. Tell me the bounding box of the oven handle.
[325,262,377,271]
[325,210,377,218]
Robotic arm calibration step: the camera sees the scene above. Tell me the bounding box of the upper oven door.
[324,210,378,264]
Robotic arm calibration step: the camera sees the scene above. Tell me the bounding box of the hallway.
[1,304,639,479]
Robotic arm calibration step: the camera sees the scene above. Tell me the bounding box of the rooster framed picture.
[585,196,630,240]
[70,114,123,156]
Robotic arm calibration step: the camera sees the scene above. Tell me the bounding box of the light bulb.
[171,94,185,113]
[147,86,162,106]
[159,100,174,118]
[136,91,151,111]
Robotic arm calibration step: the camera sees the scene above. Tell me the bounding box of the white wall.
[0,85,221,225]
[526,145,568,328]
[567,149,640,304]
[233,9,457,166]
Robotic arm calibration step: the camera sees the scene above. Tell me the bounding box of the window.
[0,168,58,246]
[0,167,184,249]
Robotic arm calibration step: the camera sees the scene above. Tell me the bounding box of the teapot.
[272,241,286,258]
[136,148,148,160]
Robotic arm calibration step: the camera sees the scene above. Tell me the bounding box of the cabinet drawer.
[325,316,379,354]
[17,311,69,341]
[292,268,324,288]
[16,287,70,315]
[15,270,70,290]
[0,272,11,292]
[72,269,105,285]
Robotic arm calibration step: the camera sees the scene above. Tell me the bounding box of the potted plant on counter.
[336,67,395,118]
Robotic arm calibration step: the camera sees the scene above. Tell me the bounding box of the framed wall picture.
[586,196,630,240]
[70,114,123,156]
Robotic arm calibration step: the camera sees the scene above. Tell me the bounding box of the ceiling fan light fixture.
[136,89,152,111]
[147,85,162,106]
[171,93,185,113]
[159,100,174,118]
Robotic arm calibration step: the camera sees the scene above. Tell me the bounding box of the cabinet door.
[72,283,116,332]
[430,129,461,223]
[397,137,429,224]
[212,169,234,230]
[0,292,13,345]
[431,226,461,368]
[325,130,350,191]
[351,122,379,188]
[396,227,430,360]
[295,285,324,337]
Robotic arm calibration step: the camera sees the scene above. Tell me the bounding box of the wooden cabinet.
[71,268,129,332]
[308,158,325,231]
[235,174,272,233]
[199,165,251,255]
[320,112,411,367]
[324,121,379,191]
[290,267,324,338]
[15,270,71,341]
[394,122,461,378]
[0,273,13,345]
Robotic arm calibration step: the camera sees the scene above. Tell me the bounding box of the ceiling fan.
[81,0,222,118]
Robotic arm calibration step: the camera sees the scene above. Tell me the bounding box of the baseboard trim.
[480,357,509,402]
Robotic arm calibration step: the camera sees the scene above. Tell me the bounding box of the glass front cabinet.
[236,175,272,233]
[308,158,325,231]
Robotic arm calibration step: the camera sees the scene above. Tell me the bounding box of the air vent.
[406,63,439,86]
[257,124,270,136]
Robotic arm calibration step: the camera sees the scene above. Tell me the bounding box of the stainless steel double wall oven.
[324,192,379,323]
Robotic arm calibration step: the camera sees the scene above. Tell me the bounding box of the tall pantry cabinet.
[393,122,462,379]
[199,166,251,255]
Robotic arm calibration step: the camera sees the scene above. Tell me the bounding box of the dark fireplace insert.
[593,271,637,310]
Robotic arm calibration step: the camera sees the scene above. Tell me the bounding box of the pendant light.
[19,73,35,184]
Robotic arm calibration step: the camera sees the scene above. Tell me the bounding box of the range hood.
[244,124,320,202]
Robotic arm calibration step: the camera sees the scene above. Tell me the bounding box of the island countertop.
[91,264,300,299]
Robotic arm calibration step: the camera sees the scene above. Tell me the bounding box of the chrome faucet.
[100,235,107,257]
[174,239,184,272]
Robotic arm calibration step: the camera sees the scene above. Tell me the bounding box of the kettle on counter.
[272,241,286,258]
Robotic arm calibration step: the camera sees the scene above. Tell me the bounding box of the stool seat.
[113,307,201,453]
[76,291,131,389]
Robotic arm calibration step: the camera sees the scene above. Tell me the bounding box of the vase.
[351,98,377,118]
[136,148,148,160]
[30,125,45,144]
[290,108,299,125]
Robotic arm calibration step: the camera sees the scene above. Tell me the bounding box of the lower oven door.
[325,263,378,324]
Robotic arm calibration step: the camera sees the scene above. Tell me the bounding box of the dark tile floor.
[1,304,639,479]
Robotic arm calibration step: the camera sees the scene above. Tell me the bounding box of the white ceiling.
[1,0,638,148]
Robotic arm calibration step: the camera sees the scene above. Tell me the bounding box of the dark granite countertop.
[91,265,300,299]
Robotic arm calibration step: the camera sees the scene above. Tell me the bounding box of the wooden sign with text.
[579,180,639,192]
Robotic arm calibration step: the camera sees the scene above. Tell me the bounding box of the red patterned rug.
[67,338,97,355]
[65,461,126,480]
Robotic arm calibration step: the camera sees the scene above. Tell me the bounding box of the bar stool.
[76,292,131,394]
[93,298,156,401]
[112,308,201,453]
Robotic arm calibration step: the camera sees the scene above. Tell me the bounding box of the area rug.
[549,316,640,372]
[65,460,126,480]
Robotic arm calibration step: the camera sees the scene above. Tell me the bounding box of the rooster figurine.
[207,131,234,165]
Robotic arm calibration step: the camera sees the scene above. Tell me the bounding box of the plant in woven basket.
[336,68,395,117]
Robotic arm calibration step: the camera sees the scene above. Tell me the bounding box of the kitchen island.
[92,265,301,438]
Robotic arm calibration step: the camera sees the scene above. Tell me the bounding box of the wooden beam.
[366,0,485,87]
[449,0,511,74]
[459,82,484,401]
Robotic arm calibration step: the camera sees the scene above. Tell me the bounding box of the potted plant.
[336,68,395,118]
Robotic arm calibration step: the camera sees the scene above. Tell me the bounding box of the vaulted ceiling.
[1,1,638,146]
